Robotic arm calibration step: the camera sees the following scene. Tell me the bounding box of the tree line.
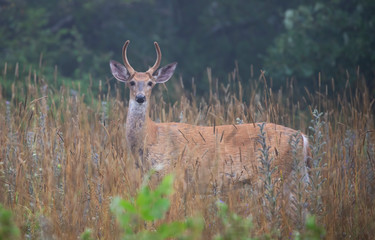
[1,0,374,97]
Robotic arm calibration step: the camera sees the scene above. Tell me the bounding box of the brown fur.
[135,116,306,192]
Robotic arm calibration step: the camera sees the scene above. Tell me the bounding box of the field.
[1,63,374,239]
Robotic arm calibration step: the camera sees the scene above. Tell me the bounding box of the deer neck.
[126,99,154,158]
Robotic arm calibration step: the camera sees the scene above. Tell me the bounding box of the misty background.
[1,0,374,98]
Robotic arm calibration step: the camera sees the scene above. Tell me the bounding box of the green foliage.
[264,0,375,89]
[214,201,326,240]
[214,200,255,240]
[294,215,326,240]
[0,204,20,240]
[107,172,327,239]
[80,228,94,240]
[1,0,374,97]
[110,174,203,240]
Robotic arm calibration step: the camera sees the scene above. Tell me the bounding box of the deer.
[109,40,310,198]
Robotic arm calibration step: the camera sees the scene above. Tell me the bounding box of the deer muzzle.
[135,94,146,104]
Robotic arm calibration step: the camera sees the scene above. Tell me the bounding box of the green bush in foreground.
[80,228,94,240]
[0,204,20,240]
[110,174,203,240]
[214,200,255,240]
[106,174,325,240]
[294,215,326,240]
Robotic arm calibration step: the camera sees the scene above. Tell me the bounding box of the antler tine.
[146,42,162,75]
[122,40,136,75]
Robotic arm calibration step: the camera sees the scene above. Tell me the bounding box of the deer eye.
[129,81,135,86]
[147,81,153,87]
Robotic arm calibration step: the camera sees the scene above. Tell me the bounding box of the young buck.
[109,40,310,194]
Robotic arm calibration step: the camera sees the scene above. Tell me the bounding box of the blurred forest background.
[1,0,374,98]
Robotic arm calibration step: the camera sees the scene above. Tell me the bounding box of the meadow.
[0,63,374,239]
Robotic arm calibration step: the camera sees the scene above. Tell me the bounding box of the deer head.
[110,40,177,104]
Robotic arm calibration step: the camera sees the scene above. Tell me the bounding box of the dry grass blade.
[0,64,374,239]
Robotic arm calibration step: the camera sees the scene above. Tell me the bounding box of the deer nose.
[135,94,146,104]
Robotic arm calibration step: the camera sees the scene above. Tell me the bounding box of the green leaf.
[157,222,187,238]
[155,174,174,196]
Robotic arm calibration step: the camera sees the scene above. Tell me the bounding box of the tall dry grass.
[0,63,374,239]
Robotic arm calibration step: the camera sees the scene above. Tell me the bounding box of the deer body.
[142,120,305,184]
[110,40,309,191]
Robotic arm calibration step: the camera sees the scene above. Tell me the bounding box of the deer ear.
[110,60,130,82]
[153,62,177,83]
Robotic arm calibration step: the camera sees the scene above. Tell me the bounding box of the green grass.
[0,204,20,239]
